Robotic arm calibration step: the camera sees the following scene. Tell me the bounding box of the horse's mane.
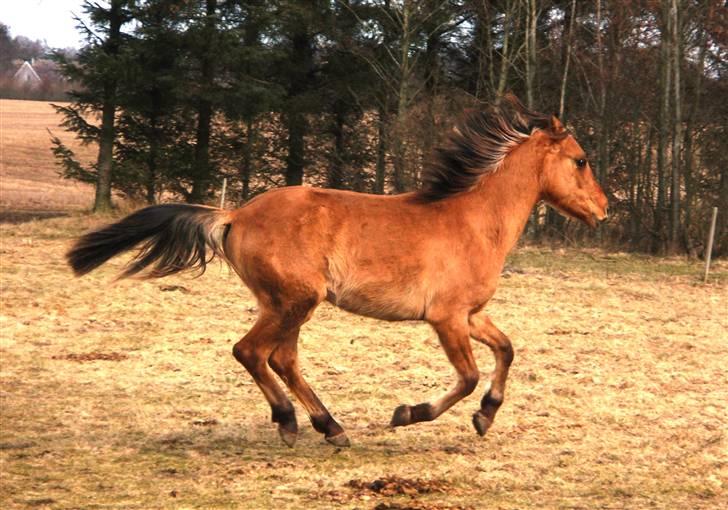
[416,94,567,202]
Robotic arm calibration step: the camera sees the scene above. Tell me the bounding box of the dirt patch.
[347,477,450,497]
[0,442,35,451]
[374,503,474,510]
[191,418,219,427]
[51,352,129,362]
[158,284,191,293]
[24,498,56,507]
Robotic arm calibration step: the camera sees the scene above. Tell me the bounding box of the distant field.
[0,99,96,212]
[0,214,726,509]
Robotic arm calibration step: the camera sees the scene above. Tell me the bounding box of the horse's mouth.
[587,200,609,228]
[585,213,598,229]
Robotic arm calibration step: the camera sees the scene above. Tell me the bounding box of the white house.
[13,60,42,89]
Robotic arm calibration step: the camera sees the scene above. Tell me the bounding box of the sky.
[1,0,90,49]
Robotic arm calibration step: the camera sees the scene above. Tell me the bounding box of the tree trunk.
[285,111,306,186]
[189,0,217,203]
[146,107,159,205]
[635,126,654,249]
[374,104,387,194]
[391,1,413,193]
[422,29,441,178]
[558,0,576,121]
[95,91,116,212]
[655,1,671,253]
[328,102,346,189]
[478,2,492,99]
[595,0,608,185]
[93,0,124,213]
[241,117,255,201]
[495,1,514,100]
[284,10,314,186]
[523,0,539,237]
[547,0,577,236]
[524,0,537,109]
[190,99,212,202]
[682,20,708,255]
[668,0,682,253]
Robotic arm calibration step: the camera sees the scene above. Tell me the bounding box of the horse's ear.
[550,115,566,135]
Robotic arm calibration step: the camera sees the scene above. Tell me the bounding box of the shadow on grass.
[0,209,70,224]
[136,422,470,466]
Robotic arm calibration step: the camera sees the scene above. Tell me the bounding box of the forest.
[48,0,727,255]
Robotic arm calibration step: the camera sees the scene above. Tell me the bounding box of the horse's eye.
[576,158,587,169]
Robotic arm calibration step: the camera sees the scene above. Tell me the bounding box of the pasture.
[1,99,726,509]
[1,214,726,509]
[0,99,95,214]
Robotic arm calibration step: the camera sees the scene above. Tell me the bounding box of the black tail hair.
[67,204,230,279]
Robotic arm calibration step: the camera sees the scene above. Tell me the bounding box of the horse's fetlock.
[482,391,503,409]
[311,413,336,434]
[272,405,296,427]
[410,403,435,422]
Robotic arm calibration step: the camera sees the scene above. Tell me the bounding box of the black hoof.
[390,404,412,427]
[325,431,351,447]
[278,426,297,448]
[472,411,492,437]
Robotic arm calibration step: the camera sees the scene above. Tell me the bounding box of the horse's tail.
[67,204,233,279]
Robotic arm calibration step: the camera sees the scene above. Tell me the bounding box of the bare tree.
[668,0,682,252]
[655,0,672,252]
[558,0,577,121]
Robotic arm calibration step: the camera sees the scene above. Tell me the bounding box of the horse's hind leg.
[391,316,480,427]
[232,314,300,447]
[468,312,514,436]
[269,330,349,447]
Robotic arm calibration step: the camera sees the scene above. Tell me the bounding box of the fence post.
[703,206,718,283]
[219,178,227,209]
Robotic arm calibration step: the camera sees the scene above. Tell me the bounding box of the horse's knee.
[232,342,259,370]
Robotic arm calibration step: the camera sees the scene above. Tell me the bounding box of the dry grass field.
[0,99,96,213]
[1,213,726,510]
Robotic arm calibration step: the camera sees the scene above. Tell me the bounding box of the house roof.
[13,61,42,83]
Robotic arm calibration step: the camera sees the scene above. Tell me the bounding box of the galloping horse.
[68,96,608,448]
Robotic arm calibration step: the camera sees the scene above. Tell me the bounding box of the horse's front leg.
[468,312,514,436]
[390,316,480,427]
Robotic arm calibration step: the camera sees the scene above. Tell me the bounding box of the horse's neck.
[459,147,543,258]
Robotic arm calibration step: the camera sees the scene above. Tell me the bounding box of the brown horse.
[67,96,608,448]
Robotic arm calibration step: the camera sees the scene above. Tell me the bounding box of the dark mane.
[416,95,567,202]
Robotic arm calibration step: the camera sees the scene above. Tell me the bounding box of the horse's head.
[539,117,609,228]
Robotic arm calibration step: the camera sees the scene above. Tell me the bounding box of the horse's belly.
[325,284,426,322]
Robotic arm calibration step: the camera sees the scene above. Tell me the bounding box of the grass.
[508,247,728,283]
[1,214,726,509]
[0,99,96,212]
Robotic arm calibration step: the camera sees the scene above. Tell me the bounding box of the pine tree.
[52,0,134,212]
